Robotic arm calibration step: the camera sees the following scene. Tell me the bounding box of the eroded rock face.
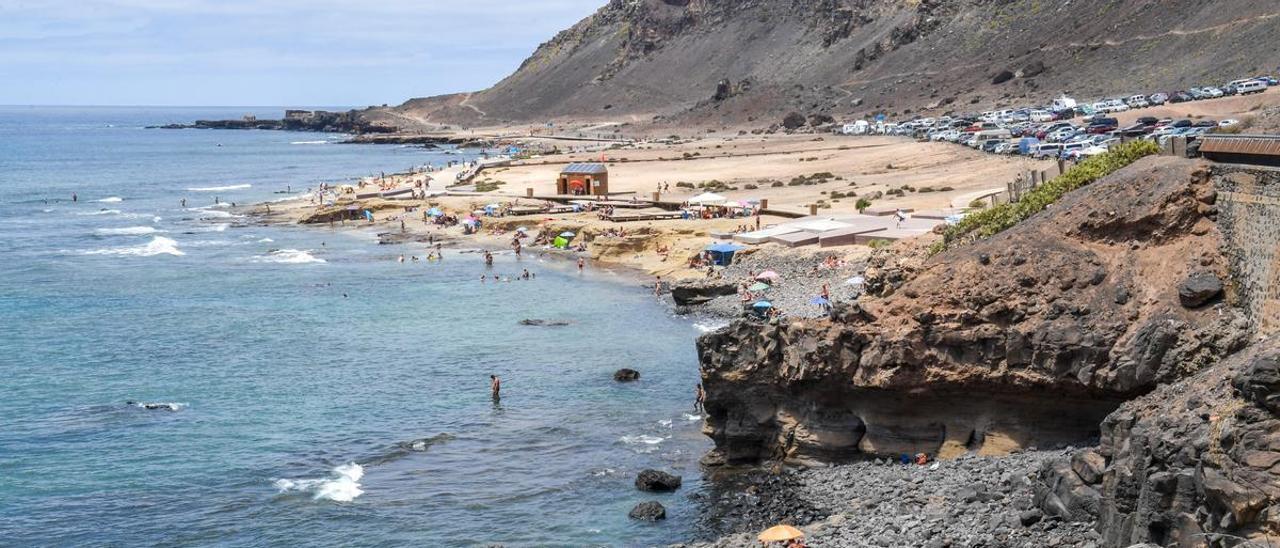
[700,157,1248,466]
[1034,341,1280,547]
[671,280,738,306]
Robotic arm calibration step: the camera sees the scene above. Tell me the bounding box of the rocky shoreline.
[680,450,1102,548]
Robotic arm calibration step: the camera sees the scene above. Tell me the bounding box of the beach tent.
[363,210,374,222]
[688,192,728,205]
[749,282,771,292]
[753,301,773,309]
[756,270,781,281]
[810,296,831,306]
[844,275,866,287]
[704,242,745,266]
[560,231,576,238]
[483,204,501,216]
[426,207,443,217]
[552,236,570,249]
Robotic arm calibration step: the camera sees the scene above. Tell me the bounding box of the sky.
[0,0,605,107]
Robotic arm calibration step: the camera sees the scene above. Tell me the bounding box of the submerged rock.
[518,319,573,327]
[614,368,641,382]
[635,469,682,492]
[629,501,667,521]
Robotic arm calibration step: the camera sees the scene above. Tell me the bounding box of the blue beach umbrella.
[427,207,443,217]
[752,301,773,309]
[810,296,831,306]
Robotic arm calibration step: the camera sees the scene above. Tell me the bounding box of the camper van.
[1238,80,1267,95]
[1052,95,1078,112]
[841,121,870,135]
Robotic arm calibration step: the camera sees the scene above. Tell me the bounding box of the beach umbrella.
[749,282,771,292]
[515,227,529,233]
[688,192,727,205]
[758,525,805,543]
[845,276,865,287]
[426,207,443,217]
[756,270,781,281]
[752,301,773,309]
[560,231,576,238]
[810,296,831,306]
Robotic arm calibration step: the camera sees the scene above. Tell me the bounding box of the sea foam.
[96,196,123,203]
[273,463,364,502]
[252,249,325,264]
[187,184,251,192]
[85,236,184,257]
[620,434,665,445]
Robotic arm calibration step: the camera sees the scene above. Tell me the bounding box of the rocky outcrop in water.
[636,469,683,492]
[699,157,1249,467]
[671,280,738,306]
[629,501,667,521]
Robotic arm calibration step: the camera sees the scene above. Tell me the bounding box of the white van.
[1238,80,1267,95]
[1126,95,1149,109]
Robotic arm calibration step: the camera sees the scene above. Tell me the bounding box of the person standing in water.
[654,276,663,297]
[490,375,501,400]
[72,192,77,203]
[577,257,585,272]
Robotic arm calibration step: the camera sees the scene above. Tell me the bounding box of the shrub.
[782,112,807,130]
[969,199,989,209]
[856,198,872,213]
[935,140,1159,254]
[771,181,785,188]
[918,186,936,193]
[675,182,695,189]
[886,188,905,197]
[744,183,759,190]
[866,239,892,249]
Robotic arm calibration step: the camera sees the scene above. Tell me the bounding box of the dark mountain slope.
[386,0,1280,128]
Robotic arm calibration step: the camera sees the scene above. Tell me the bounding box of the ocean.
[0,106,715,546]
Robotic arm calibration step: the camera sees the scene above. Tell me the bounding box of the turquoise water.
[0,107,713,546]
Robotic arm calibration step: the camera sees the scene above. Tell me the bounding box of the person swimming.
[490,375,501,400]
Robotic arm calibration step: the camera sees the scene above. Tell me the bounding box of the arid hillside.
[380,0,1280,129]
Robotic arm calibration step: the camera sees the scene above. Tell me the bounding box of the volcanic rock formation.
[697,157,1250,467]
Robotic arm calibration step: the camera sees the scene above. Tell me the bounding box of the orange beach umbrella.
[758,524,805,543]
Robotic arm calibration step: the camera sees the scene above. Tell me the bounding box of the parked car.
[1029,109,1053,123]
[1168,91,1194,103]
[1135,116,1159,127]
[1193,120,1218,128]
[1219,119,1242,128]
[1148,93,1169,105]
[1172,119,1194,128]
[1126,95,1150,109]
[1204,87,1225,98]
[1187,88,1211,100]
[1255,76,1278,86]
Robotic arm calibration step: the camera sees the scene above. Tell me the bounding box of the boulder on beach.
[614,368,641,382]
[628,501,667,521]
[635,469,682,492]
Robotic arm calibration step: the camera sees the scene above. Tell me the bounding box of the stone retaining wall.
[1213,164,1280,337]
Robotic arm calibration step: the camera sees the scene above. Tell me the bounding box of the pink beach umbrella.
[756,271,780,281]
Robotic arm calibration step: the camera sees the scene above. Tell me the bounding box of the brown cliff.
[698,156,1250,466]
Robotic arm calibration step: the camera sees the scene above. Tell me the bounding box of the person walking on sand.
[694,384,705,412]
[490,375,501,400]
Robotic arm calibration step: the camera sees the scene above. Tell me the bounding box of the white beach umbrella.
[688,192,728,205]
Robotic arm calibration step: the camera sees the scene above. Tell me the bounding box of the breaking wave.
[273,463,364,502]
[693,320,729,334]
[96,196,123,203]
[187,184,251,192]
[290,140,329,145]
[85,236,184,257]
[251,249,324,264]
[128,401,186,411]
[95,226,162,236]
